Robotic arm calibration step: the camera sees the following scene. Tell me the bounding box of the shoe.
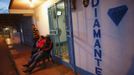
[23,69,31,74]
[23,70,28,73]
[23,64,29,67]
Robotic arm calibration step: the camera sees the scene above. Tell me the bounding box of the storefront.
[48,0,76,72]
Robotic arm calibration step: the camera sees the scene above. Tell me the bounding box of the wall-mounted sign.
[108,5,128,26]
[83,0,89,7]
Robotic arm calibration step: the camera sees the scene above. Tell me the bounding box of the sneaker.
[23,69,31,74]
[23,64,29,67]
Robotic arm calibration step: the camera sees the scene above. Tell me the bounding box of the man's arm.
[42,41,53,51]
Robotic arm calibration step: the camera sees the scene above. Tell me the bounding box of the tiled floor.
[2,36,78,75]
[9,43,76,75]
[0,37,17,75]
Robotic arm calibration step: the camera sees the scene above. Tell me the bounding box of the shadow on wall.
[127,56,134,75]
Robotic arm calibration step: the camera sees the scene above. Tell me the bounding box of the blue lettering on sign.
[93,29,101,38]
[93,19,100,28]
[92,0,103,75]
[94,48,102,59]
[95,67,102,75]
[92,0,100,7]
[95,58,102,66]
[94,39,101,48]
[94,8,98,17]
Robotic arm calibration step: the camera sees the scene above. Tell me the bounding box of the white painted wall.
[33,0,59,36]
[32,0,134,75]
[72,0,134,75]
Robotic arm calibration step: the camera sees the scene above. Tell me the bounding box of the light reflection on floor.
[5,38,13,48]
[5,38,13,45]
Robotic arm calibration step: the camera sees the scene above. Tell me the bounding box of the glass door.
[48,1,70,63]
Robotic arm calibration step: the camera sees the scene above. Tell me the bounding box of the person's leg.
[23,52,38,67]
[23,51,51,73]
[26,60,38,73]
[31,48,38,56]
[23,53,42,73]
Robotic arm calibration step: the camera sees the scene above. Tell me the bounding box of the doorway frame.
[47,0,77,73]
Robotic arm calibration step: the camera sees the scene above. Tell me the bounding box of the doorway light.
[28,0,34,8]
[28,0,38,8]
[20,0,34,8]
[30,0,36,3]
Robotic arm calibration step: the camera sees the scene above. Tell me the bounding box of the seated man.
[23,35,47,66]
[31,32,39,54]
[32,25,40,55]
[31,35,46,56]
[23,35,53,74]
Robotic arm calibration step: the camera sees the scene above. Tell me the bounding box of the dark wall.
[0,14,21,37]
[0,14,33,47]
[19,16,33,47]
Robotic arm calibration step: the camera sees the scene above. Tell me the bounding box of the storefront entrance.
[48,1,70,63]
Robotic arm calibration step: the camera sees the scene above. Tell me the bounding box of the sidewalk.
[9,44,76,75]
